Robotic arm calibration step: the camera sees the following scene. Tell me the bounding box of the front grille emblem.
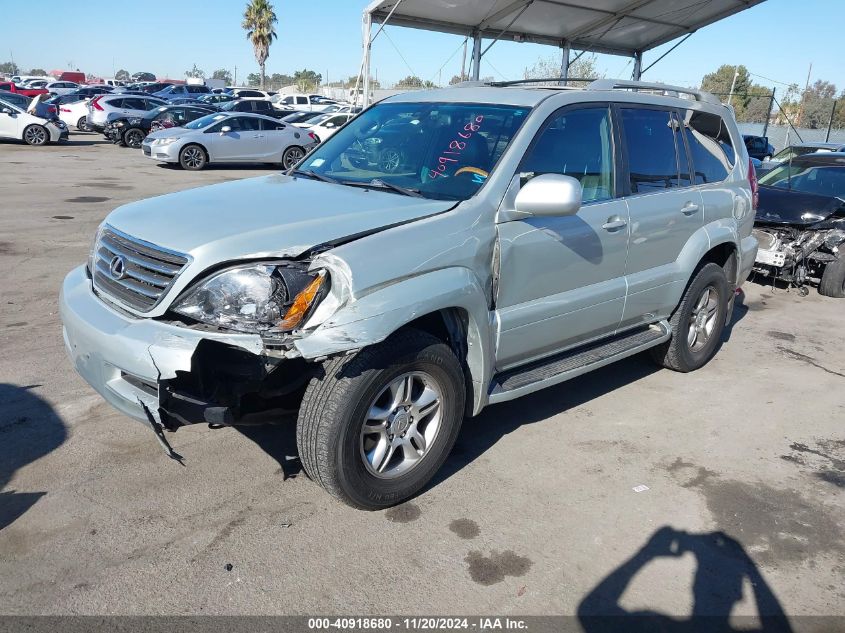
[109,255,127,280]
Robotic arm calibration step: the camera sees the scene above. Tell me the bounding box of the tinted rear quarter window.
[683,110,734,184]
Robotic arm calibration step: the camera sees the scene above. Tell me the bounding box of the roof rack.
[487,77,597,88]
[586,79,721,105]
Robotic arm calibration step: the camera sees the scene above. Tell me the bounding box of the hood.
[105,174,455,269]
[144,126,189,141]
[755,186,844,226]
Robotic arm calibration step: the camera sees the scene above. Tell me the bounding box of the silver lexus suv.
[60,80,758,509]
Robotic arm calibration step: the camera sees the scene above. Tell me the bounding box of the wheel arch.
[293,267,494,416]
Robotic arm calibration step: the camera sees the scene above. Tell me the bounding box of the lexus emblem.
[109,255,127,280]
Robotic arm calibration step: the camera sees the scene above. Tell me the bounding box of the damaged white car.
[61,81,756,508]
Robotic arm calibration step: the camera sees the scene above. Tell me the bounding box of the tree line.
[700,64,845,130]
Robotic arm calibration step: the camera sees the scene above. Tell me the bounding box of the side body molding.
[293,267,495,415]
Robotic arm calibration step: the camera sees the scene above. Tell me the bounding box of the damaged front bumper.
[60,265,270,428]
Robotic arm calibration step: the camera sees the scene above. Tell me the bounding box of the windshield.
[759,162,845,197]
[184,113,226,130]
[219,100,240,111]
[299,101,530,201]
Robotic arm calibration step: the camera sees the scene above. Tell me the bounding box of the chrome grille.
[92,226,189,312]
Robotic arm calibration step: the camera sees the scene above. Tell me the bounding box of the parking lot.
[1,136,843,619]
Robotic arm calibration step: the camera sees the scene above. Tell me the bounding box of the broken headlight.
[172,264,327,334]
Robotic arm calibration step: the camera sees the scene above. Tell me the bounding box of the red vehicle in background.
[50,70,86,84]
[0,81,49,98]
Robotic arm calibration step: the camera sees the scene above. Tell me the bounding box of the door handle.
[681,202,700,215]
[602,217,627,231]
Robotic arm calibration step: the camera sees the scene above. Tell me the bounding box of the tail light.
[91,96,105,111]
[748,158,758,211]
[308,132,318,142]
[60,107,71,113]
[47,106,57,115]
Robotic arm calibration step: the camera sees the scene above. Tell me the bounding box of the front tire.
[123,127,145,149]
[296,329,465,509]
[23,124,49,146]
[179,144,207,170]
[650,262,729,372]
[819,253,845,298]
[76,117,89,132]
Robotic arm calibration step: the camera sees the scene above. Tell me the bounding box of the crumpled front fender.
[294,266,494,415]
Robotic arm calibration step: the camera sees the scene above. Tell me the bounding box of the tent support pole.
[632,51,642,80]
[471,31,482,80]
[362,11,372,107]
[559,41,571,85]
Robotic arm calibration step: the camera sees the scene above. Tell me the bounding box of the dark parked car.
[105,104,218,148]
[743,134,775,161]
[134,82,174,94]
[44,93,87,107]
[72,86,114,98]
[152,84,212,101]
[279,110,324,125]
[198,93,236,105]
[218,98,284,118]
[752,153,845,297]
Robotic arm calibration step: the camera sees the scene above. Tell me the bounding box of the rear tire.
[819,253,845,298]
[281,145,305,170]
[22,124,49,146]
[650,262,729,372]
[179,144,207,170]
[296,329,465,510]
[76,117,89,132]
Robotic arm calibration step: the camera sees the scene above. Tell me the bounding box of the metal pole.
[826,99,838,142]
[632,52,642,81]
[559,41,570,85]
[762,87,775,138]
[460,37,468,81]
[362,12,372,107]
[727,67,739,106]
[471,31,482,80]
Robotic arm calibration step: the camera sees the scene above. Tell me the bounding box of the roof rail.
[586,79,721,105]
[488,77,598,87]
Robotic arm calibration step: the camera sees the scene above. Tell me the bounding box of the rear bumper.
[738,234,759,286]
[60,265,264,426]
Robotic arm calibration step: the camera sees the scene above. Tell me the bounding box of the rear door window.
[682,110,734,184]
[620,107,685,194]
[238,117,262,132]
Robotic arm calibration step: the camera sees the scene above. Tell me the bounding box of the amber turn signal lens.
[278,274,325,331]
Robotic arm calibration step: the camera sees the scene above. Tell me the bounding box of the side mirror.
[220,125,232,134]
[1,107,13,115]
[325,122,335,128]
[514,174,582,217]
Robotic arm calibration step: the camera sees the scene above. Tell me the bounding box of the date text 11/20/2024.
[307,617,528,630]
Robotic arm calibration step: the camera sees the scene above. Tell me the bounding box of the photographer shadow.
[577,527,793,633]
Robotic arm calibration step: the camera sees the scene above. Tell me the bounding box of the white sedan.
[298,112,355,143]
[0,97,68,145]
[141,112,318,170]
[57,98,93,131]
[46,81,81,96]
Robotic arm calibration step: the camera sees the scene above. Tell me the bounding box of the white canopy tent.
[359,0,765,105]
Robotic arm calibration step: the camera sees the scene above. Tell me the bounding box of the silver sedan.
[141,112,318,171]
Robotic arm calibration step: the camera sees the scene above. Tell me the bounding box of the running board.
[488,321,672,405]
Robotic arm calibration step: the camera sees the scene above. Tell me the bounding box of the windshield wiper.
[346,179,424,198]
[291,169,340,185]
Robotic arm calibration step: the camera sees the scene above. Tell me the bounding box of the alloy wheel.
[182,147,204,169]
[24,126,47,145]
[359,371,443,479]
[687,286,720,352]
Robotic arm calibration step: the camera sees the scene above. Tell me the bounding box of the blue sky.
[4,0,843,93]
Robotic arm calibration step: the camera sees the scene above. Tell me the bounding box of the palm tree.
[242,0,278,89]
